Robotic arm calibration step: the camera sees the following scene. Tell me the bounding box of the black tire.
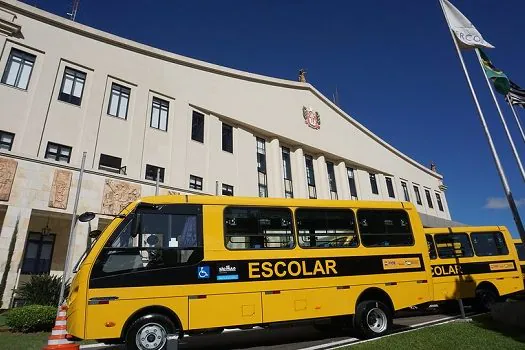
[353,300,392,339]
[125,313,176,350]
[474,288,499,312]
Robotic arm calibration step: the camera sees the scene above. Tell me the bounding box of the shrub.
[5,305,56,332]
[15,274,69,306]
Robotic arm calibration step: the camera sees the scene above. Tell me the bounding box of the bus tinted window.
[471,232,508,256]
[357,210,413,247]
[426,234,437,259]
[296,209,358,248]
[434,233,473,258]
[515,243,525,261]
[92,206,203,277]
[224,207,294,249]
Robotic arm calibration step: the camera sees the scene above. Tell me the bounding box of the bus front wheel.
[353,300,392,339]
[125,313,176,350]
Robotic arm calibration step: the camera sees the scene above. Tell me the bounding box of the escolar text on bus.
[248,259,337,279]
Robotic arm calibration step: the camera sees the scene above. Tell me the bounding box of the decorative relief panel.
[49,170,72,209]
[0,158,17,201]
[101,179,141,215]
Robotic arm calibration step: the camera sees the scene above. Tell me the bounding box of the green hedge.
[5,305,56,333]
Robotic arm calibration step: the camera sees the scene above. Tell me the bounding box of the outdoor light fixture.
[41,217,51,236]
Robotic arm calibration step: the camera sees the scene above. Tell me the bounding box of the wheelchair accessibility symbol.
[197,266,210,279]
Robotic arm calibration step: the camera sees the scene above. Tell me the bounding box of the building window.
[99,154,126,174]
[413,185,422,205]
[58,67,86,106]
[347,167,358,199]
[0,130,14,151]
[385,177,395,198]
[189,175,203,190]
[45,142,71,163]
[256,137,268,197]
[326,161,338,200]
[21,232,55,274]
[191,111,204,143]
[436,193,444,211]
[357,209,414,247]
[150,97,169,131]
[222,123,233,153]
[107,83,130,119]
[401,181,410,201]
[145,164,165,182]
[222,183,234,196]
[425,189,433,208]
[305,155,316,199]
[1,48,36,90]
[282,147,293,198]
[369,173,378,195]
[224,207,294,249]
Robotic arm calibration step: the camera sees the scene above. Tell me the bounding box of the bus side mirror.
[89,230,102,239]
[78,212,96,222]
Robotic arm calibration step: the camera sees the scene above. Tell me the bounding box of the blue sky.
[24,0,525,237]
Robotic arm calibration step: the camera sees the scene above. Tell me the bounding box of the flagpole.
[475,49,525,182]
[438,0,525,241]
[508,101,525,144]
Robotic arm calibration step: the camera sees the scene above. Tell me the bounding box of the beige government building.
[0,0,458,307]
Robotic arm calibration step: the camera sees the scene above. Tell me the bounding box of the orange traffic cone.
[43,305,79,350]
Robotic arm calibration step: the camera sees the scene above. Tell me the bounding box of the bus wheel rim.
[366,308,388,333]
[136,322,167,350]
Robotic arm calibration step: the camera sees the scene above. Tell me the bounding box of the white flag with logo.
[442,0,494,49]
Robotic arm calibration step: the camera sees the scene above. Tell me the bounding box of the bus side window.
[471,231,509,256]
[426,234,437,259]
[224,206,294,250]
[516,243,525,261]
[357,209,414,247]
[434,233,473,258]
[296,208,358,248]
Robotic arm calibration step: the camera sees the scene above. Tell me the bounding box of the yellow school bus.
[67,195,434,349]
[515,238,525,280]
[425,226,523,310]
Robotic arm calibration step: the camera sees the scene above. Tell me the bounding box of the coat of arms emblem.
[302,106,321,130]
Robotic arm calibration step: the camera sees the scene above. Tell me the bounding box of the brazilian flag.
[479,50,510,95]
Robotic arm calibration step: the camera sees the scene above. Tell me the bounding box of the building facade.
[0,0,456,307]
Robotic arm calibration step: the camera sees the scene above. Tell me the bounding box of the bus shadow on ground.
[470,313,525,344]
[177,322,411,350]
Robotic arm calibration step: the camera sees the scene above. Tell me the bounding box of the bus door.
[85,204,204,339]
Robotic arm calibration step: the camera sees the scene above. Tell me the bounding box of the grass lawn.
[347,314,525,350]
[0,332,50,350]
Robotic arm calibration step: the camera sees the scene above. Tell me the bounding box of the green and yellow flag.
[479,50,510,95]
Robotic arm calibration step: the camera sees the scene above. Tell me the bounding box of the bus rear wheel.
[474,287,499,312]
[353,300,392,339]
[125,313,176,350]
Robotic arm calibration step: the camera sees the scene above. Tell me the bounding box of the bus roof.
[137,194,416,210]
[424,226,506,234]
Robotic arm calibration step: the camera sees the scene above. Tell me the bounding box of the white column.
[336,161,350,199]
[267,138,283,198]
[292,147,307,198]
[314,155,329,199]
[0,206,31,307]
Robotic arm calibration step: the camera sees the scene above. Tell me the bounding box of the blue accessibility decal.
[197,266,210,279]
